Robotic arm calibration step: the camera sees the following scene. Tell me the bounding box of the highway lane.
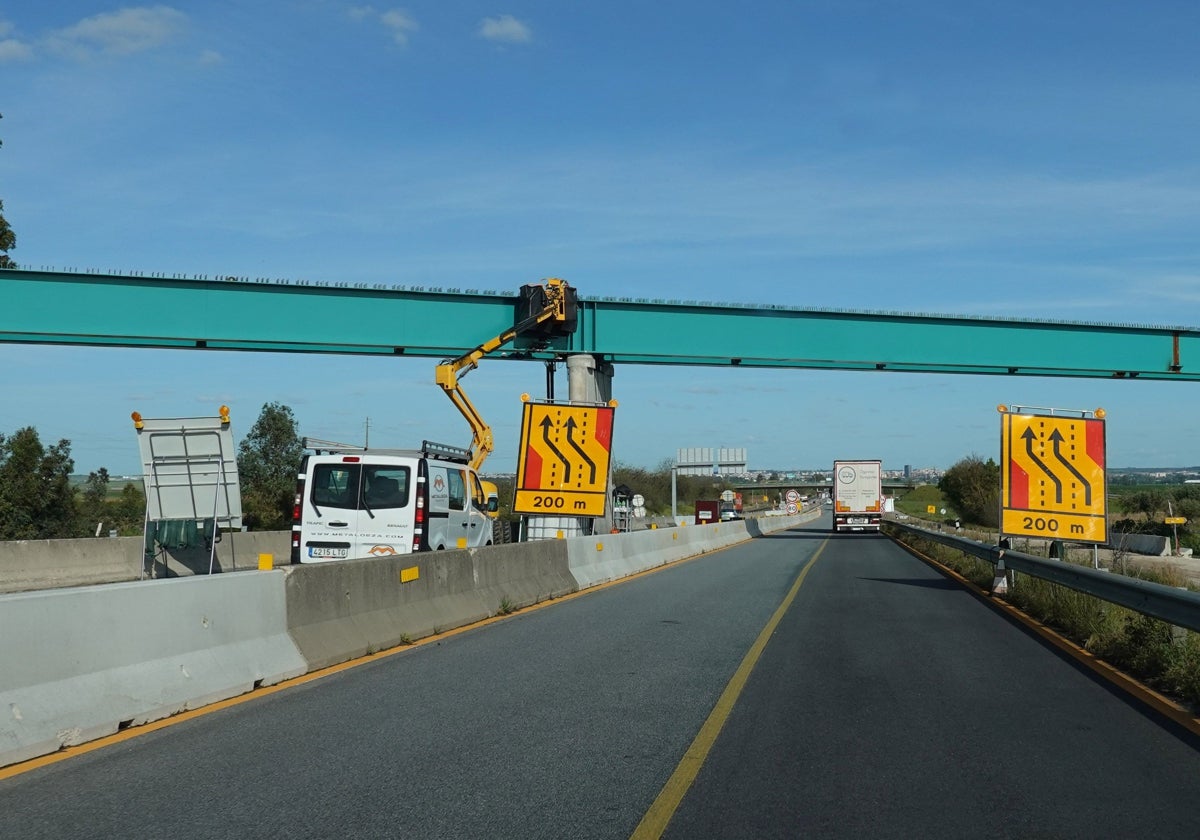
[0,519,823,839]
[661,530,1200,839]
[3,516,1200,838]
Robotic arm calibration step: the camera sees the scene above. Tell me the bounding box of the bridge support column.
[568,354,615,534]
[567,354,614,404]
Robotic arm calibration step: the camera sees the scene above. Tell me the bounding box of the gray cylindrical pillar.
[566,354,615,533]
[567,354,614,404]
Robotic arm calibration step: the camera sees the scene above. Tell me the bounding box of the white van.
[290,440,494,563]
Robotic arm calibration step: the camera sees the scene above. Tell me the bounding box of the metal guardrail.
[886,521,1200,634]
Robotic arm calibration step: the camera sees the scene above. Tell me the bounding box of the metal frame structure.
[134,411,242,577]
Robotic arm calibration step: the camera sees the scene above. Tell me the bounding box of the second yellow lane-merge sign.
[515,401,615,517]
[1000,409,1107,544]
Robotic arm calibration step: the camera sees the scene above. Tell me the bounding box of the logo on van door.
[433,474,445,492]
[368,545,398,556]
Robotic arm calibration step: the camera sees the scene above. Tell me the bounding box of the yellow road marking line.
[630,538,828,840]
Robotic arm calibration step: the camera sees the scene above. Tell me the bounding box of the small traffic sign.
[1165,516,1187,525]
[926,505,937,514]
[785,489,799,503]
[514,401,615,517]
[1000,410,1107,544]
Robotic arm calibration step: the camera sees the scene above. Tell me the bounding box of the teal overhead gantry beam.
[2,268,1199,381]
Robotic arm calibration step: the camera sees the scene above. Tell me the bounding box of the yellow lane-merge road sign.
[515,401,615,517]
[1000,410,1107,544]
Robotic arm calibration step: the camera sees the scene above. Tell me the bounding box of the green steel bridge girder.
[2,269,1200,381]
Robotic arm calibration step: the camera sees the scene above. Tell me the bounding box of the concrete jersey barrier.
[0,531,292,594]
[566,510,819,590]
[0,572,306,769]
[282,539,576,672]
[0,511,820,769]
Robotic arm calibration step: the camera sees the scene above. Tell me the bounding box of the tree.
[0,113,15,269]
[0,427,75,539]
[938,455,1000,528]
[237,402,304,530]
[1115,489,1167,520]
[110,481,148,535]
[78,467,111,534]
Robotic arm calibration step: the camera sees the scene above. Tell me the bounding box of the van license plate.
[309,546,348,559]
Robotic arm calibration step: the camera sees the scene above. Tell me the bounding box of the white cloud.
[380,9,418,46]
[0,38,33,62]
[198,49,222,65]
[352,7,418,46]
[478,14,531,44]
[45,6,187,59]
[1136,275,1200,305]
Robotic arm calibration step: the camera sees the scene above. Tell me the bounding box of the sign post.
[999,405,1107,545]
[1166,504,1186,555]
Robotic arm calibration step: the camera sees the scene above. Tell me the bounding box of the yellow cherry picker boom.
[434,278,579,531]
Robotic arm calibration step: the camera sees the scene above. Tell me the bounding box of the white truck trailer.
[832,460,883,532]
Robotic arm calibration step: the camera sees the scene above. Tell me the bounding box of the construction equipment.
[291,437,494,561]
[435,278,579,521]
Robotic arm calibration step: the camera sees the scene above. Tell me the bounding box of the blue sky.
[1,1,1199,477]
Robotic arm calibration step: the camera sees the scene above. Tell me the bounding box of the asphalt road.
[3,515,1200,839]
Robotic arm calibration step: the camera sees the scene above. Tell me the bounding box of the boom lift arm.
[434,277,578,477]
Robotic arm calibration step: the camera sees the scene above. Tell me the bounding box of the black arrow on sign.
[1022,427,1062,503]
[1049,428,1092,505]
[540,416,571,483]
[564,417,597,485]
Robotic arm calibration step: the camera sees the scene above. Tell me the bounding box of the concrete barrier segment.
[282,540,576,672]
[0,530,294,594]
[0,572,306,769]
[566,512,818,591]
